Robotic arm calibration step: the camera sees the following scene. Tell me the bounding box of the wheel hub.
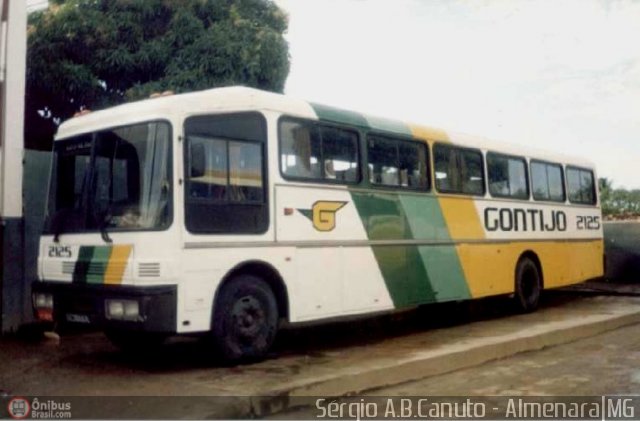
[522,267,538,300]
[231,296,265,340]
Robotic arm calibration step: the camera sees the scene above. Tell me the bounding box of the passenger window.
[229,141,264,202]
[487,153,528,199]
[368,136,398,185]
[184,112,268,234]
[280,119,359,183]
[434,144,484,195]
[279,121,322,179]
[531,161,565,202]
[321,126,359,183]
[367,134,428,189]
[567,167,595,205]
[189,137,227,200]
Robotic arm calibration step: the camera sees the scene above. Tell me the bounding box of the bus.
[32,86,603,361]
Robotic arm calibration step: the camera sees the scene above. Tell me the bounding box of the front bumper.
[32,281,177,333]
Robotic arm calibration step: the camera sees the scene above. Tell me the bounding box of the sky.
[26,0,48,13]
[273,0,640,189]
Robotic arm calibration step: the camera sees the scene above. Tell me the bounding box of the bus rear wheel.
[514,257,541,313]
[212,275,278,363]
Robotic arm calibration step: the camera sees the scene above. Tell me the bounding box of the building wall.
[1,0,27,333]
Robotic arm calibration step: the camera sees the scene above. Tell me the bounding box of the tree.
[599,177,640,219]
[599,177,614,216]
[25,0,290,150]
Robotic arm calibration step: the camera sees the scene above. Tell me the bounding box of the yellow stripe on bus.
[408,124,486,240]
[438,197,486,240]
[457,239,604,298]
[408,125,449,144]
[104,245,132,285]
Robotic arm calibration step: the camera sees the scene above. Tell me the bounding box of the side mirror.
[190,143,205,178]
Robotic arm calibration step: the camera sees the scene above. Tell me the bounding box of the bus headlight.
[33,293,54,322]
[33,293,54,309]
[105,299,140,321]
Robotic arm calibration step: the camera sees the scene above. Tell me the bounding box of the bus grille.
[61,261,75,275]
[137,262,161,278]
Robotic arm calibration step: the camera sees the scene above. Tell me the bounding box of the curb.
[249,309,640,417]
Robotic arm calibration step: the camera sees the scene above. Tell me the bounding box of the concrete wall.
[0,218,25,332]
[1,150,50,333]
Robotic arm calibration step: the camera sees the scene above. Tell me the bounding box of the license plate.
[66,313,90,323]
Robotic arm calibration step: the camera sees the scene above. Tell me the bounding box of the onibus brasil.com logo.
[7,397,71,419]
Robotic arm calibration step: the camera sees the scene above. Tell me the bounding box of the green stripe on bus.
[364,115,414,137]
[350,191,471,307]
[73,246,94,283]
[350,191,437,307]
[310,100,471,306]
[398,195,471,301]
[86,246,112,284]
[310,103,370,128]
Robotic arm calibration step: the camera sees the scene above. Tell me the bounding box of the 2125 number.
[576,215,600,230]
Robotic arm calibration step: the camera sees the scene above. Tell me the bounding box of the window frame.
[486,151,530,200]
[278,116,361,186]
[566,165,597,206]
[530,159,566,203]
[186,136,266,205]
[366,132,431,192]
[433,142,486,196]
[45,119,174,235]
[183,111,269,235]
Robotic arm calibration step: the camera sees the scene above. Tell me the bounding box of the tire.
[105,330,166,353]
[514,257,542,313]
[212,275,279,363]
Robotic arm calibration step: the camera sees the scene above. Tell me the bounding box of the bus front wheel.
[514,257,541,313]
[212,275,278,363]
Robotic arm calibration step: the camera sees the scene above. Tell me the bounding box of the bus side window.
[531,160,565,202]
[280,121,322,179]
[487,153,529,199]
[434,144,484,195]
[368,136,398,186]
[279,118,359,184]
[367,134,428,190]
[184,112,268,234]
[567,167,595,205]
[188,137,227,200]
[229,141,264,202]
[320,127,358,183]
[434,145,457,192]
[398,141,428,189]
[459,149,484,195]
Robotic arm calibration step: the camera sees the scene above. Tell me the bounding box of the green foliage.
[599,177,640,219]
[26,0,290,150]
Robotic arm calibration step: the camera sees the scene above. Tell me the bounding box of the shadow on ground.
[13,290,583,375]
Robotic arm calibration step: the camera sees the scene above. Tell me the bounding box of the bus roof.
[56,86,596,169]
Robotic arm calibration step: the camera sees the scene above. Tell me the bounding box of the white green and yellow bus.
[33,87,603,361]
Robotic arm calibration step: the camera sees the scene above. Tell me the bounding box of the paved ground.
[1,290,640,418]
[378,321,640,396]
[277,320,640,419]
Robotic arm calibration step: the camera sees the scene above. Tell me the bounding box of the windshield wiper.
[100,219,113,244]
[97,210,113,244]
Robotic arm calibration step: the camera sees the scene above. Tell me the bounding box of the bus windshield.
[45,121,172,235]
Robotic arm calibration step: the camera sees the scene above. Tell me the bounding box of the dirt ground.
[2,288,640,418]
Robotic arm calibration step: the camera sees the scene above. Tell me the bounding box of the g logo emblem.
[312,201,347,232]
